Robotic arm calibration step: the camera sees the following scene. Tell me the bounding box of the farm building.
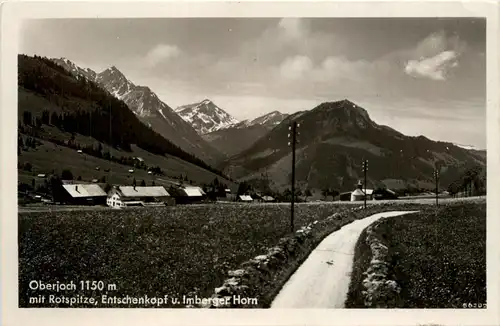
[372,188,398,200]
[339,192,352,201]
[168,186,206,204]
[238,195,253,203]
[61,184,108,205]
[350,182,374,202]
[261,195,276,203]
[107,186,173,208]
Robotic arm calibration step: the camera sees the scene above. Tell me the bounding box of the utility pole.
[433,168,440,206]
[362,159,368,209]
[288,121,299,233]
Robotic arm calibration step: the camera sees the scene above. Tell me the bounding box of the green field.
[19,203,360,308]
[346,201,486,308]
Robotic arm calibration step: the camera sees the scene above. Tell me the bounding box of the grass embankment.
[346,201,486,308]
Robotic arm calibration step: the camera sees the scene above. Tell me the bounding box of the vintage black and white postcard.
[1,1,499,326]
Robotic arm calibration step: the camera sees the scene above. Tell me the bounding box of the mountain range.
[20,55,485,196]
[18,55,234,189]
[218,100,486,192]
[51,58,223,165]
[201,111,289,157]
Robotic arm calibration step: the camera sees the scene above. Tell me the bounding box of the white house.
[107,186,172,208]
[350,181,373,201]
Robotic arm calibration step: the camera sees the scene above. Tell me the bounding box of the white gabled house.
[107,185,173,208]
[350,181,373,202]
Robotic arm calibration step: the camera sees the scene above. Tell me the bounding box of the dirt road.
[270,210,419,308]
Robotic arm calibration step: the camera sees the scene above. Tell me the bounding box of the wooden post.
[362,160,368,209]
[288,121,299,233]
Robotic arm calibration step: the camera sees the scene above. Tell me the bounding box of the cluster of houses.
[22,176,398,208]
[52,181,277,208]
[57,182,208,208]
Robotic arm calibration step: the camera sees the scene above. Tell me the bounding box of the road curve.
[270,210,419,308]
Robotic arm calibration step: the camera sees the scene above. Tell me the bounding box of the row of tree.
[446,166,486,196]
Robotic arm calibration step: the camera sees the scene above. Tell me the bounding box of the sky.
[20,18,486,149]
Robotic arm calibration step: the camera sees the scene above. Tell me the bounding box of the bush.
[61,169,73,180]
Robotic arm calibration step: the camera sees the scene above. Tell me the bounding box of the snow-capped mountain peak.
[96,66,136,100]
[175,100,239,135]
[248,110,289,127]
[52,57,98,82]
[50,56,221,163]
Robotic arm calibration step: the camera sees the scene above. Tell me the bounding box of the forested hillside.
[18,54,229,180]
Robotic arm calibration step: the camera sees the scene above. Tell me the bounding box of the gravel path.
[270,210,419,308]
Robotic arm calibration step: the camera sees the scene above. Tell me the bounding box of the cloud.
[405,50,459,81]
[279,55,314,80]
[277,18,307,39]
[403,31,466,81]
[145,44,181,67]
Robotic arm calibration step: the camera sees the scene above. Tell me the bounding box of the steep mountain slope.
[51,58,223,165]
[175,99,239,135]
[202,124,270,157]
[202,111,290,158]
[219,100,486,192]
[18,55,233,186]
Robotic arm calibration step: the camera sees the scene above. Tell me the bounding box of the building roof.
[117,186,170,198]
[262,196,275,201]
[63,184,107,198]
[352,188,373,195]
[352,189,365,196]
[239,195,253,201]
[182,186,206,197]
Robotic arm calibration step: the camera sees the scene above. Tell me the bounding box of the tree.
[330,189,340,198]
[23,162,32,172]
[103,183,112,193]
[61,169,73,180]
[140,179,146,186]
[237,181,250,195]
[77,175,82,181]
[23,111,32,126]
[31,178,35,189]
[49,175,64,203]
[304,188,312,200]
[322,188,329,200]
[152,180,155,186]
